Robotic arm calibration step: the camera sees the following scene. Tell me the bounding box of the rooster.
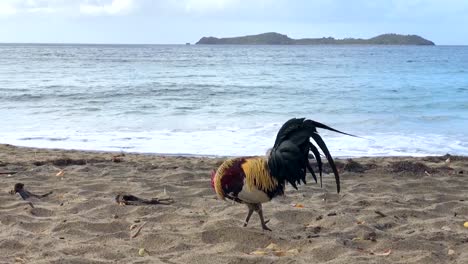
[210,118,352,231]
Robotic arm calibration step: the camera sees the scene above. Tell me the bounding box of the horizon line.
[1,42,468,46]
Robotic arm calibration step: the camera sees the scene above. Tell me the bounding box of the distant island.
[196,32,435,45]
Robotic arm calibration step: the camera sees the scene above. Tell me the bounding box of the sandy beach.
[0,143,467,263]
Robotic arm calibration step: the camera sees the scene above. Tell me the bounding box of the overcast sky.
[0,0,467,44]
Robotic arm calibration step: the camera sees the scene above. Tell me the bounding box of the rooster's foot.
[262,224,272,231]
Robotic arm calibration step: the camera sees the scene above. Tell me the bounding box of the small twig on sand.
[155,198,175,205]
[0,171,18,175]
[115,194,174,206]
[374,210,387,217]
[131,222,147,238]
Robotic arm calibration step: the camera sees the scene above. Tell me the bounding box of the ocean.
[1,44,467,157]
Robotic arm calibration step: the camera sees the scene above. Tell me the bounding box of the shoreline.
[1,143,467,263]
[1,143,465,160]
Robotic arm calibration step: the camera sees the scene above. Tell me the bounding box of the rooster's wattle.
[210,118,352,231]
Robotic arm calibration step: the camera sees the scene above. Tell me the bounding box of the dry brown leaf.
[464,222,468,228]
[266,243,280,251]
[292,203,304,208]
[273,248,299,257]
[448,249,455,255]
[138,248,146,256]
[250,250,268,256]
[286,249,299,255]
[55,170,65,177]
[130,224,138,230]
[273,251,287,257]
[357,221,366,225]
[373,249,392,256]
[251,243,300,257]
[14,257,26,263]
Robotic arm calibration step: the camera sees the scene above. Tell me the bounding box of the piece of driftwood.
[0,171,18,175]
[10,183,53,208]
[10,183,53,199]
[115,193,174,206]
[374,210,387,217]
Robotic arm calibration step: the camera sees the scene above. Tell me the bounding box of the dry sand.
[0,143,467,263]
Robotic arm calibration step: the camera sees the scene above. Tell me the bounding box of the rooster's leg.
[243,204,255,227]
[253,203,272,231]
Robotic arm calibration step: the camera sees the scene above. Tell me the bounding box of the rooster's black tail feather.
[268,118,352,193]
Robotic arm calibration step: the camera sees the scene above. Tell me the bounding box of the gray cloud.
[0,0,136,16]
